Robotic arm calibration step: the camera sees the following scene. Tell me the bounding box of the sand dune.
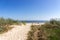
[0,24,31,40]
[0,23,43,40]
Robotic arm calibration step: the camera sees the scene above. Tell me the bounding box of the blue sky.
[0,0,60,20]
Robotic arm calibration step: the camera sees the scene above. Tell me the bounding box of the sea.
[20,20,46,23]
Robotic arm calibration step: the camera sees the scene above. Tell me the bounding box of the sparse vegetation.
[0,26,13,34]
[0,17,21,34]
[27,19,60,40]
[22,21,26,25]
[0,18,21,26]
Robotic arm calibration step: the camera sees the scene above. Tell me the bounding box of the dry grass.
[0,26,13,34]
[27,19,60,40]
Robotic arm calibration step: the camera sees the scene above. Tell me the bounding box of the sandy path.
[0,24,31,40]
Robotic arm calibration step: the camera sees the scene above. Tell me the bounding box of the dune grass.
[0,26,13,34]
[27,19,60,40]
[0,17,21,34]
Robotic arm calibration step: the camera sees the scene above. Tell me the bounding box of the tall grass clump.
[27,25,47,40]
[0,17,21,34]
[27,19,60,40]
[21,21,26,25]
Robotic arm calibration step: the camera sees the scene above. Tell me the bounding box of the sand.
[0,23,31,40]
[0,23,44,40]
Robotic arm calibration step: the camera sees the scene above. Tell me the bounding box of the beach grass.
[27,19,60,40]
[0,17,21,34]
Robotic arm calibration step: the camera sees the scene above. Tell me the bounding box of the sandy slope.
[0,24,31,40]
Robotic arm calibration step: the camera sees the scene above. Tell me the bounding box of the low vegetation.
[0,17,21,34]
[27,19,60,40]
[21,21,26,25]
[0,26,13,34]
